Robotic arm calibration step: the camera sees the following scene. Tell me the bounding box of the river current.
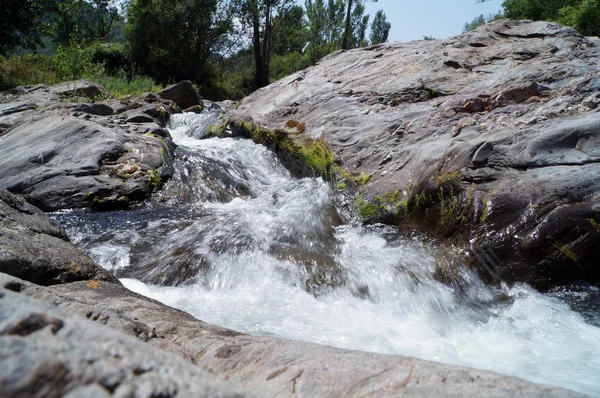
[53,112,600,396]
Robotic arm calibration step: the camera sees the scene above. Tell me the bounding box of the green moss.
[297,140,334,179]
[205,120,228,137]
[335,167,372,187]
[553,242,579,263]
[588,218,600,233]
[233,121,334,180]
[355,195,384,222]
[85,191,94,199]
[337,182,347,190]
[146,169,162,188]
[145,133,171,159]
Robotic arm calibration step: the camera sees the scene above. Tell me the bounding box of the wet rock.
[227,20,600,289]
[159,80,202,109]
[1,272,584,398]
[0,190,118,286]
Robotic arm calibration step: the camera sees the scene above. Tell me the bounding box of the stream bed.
[53,112,600,396]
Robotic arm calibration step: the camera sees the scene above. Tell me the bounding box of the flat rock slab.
[228,20,600,289]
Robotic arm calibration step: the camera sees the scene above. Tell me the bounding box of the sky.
[314,0,505,43]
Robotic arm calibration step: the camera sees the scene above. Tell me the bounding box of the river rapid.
[53,112,600,396]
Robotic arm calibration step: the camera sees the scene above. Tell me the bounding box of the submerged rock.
[227,20,600,289]
[0,190,118,286]
[0,80,179,211]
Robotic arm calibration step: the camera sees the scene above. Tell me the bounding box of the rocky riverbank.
[0,19,597,397]
[0,191,584,397]
[226,19,600,290]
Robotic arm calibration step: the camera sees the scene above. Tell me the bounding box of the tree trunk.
[341,0,353,50]
[260,0,272,88]
[251,1,265,89]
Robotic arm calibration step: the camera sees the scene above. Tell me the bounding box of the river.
[52,111,600,396]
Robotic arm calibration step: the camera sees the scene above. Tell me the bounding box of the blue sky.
[364,0,504,42]
[298,0,505,42]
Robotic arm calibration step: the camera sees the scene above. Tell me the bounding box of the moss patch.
[231,120,334,180]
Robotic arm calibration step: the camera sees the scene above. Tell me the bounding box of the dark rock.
[1,272,584,398]
[159,80,202,109]
[74,103,113,116]
[184,104,204,114]
[0,190,118,286]
[125,112,155,123]
[227,20,600,288]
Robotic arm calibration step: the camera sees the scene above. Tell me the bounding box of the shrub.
[0,53,55,90]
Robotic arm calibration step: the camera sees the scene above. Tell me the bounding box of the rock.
[74,103,114,116]
[184,104,204,113]
[159,80,202,109]
[0,282,253,398]
[125,112,155,123]
[227,20,600,289]
[0,272,583,398]
[0,190,118,286]
[0,82,176,211]
[50,79,105,99]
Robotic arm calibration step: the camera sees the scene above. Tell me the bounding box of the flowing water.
[53,112,600,396]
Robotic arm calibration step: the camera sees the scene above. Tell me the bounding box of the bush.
[54,39,105,81]
[0,53,56,90]
[97,74,160,97]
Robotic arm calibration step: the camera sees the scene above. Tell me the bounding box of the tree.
[0,0,53,55]
[127,0,233,84]
[477,0,600,36]
[369,10,390,44]
[557,0,600,36]
[341,0,377,49]
[233,0,295,88]
[463,11,503,32]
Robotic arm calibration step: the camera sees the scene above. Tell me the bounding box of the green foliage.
[557,0,600,36]
[270,52,312,82]
[0,53,56,90]
[496,0,600,36]
[96,75,159,97]
[0,0,53,55]
[54,38,105,81]
[126,0,229,84]
[370,10,391,44]
[463,12,504,32]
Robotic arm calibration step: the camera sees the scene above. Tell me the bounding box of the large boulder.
[0,272,583,397]
[159,80,202,110]
[227,20,600,289]
[0,190,118,286]
[0,81,177,211]
[0,282,253,398]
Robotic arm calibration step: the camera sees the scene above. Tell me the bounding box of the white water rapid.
[54,112,600,396]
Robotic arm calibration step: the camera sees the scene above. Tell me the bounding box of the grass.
[0,52,160,97]
[0,53,57,90]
